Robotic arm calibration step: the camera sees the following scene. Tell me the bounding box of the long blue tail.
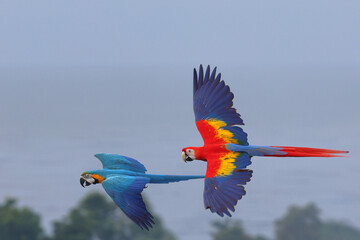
[147,174,204,184]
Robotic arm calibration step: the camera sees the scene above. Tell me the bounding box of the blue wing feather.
[102,176,154,230]
[95,153,147,172]
[193,65,245,127]
[233,149,252,168]
[210,67,217,82]
[193,65,249,145]
[193,69,198,95]
[204,65,210,85]
[198,65,204,87]
[204,169,252,217]
[204,152,252,217]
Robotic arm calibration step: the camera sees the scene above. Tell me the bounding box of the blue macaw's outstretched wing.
[193,65,248,146]
[102,175,154,230]
[95,153,147,173]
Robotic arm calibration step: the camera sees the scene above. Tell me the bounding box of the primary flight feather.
[80,153,203,230]
[182,65,348,217]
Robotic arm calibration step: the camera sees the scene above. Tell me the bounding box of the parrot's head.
[80,171,105,188]
[181,148,196,162]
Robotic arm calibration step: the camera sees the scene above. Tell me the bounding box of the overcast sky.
[0,1,359,67]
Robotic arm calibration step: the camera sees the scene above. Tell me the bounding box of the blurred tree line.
[0,193,175,240]
[1,193,360,240]
[211,203,360,240]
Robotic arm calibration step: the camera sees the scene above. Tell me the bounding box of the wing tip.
[203,163,253,216]
[195,65,220,90]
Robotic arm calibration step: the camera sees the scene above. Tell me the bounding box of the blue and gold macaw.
[80,153,203,230]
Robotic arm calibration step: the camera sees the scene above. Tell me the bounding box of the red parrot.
[181,65,348,217]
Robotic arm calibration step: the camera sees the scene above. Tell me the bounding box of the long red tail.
[270,146,349,157]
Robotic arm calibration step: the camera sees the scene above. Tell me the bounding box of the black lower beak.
[80,177,91,188]
[185,154,193,162]
[80,178,86,187]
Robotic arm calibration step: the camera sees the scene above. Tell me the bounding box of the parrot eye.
[82,173,92,179]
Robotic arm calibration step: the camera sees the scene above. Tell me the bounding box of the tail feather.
[148,174,204,184]
[269,146,349,157]
[226,144,349,157]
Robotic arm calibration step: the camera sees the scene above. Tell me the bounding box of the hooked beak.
[80,176,97,188]
[181,151,193,162]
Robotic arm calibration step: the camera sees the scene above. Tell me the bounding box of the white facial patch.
[186,149,195,159]
[81,175,95,183]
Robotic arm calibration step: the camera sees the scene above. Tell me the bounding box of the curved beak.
[181,151,193,162]
[80,176,92,188]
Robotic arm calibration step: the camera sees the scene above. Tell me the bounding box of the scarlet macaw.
[80,153,203,230]
[182,65,348,217]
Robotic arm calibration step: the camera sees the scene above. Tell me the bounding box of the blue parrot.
[80,153,204,230]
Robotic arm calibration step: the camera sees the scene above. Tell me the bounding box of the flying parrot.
[80,153,203,230]
[181,65,348,217]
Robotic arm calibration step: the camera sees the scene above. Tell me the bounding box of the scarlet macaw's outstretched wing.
[193,65,248,145]
[193,65,253,216]
[204,152,252,217]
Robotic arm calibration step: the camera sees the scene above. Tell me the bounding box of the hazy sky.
[1,1,359,239]
[0,1,359,67]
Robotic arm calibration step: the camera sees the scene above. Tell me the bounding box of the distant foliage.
[51,191,176,240]
[320,221,360,240]
[0,198,43,240]
[274,203,360,240]
[2,196,360,240]
[211,202,360,240]
[275,203,322,240]
[211,220,269,240]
